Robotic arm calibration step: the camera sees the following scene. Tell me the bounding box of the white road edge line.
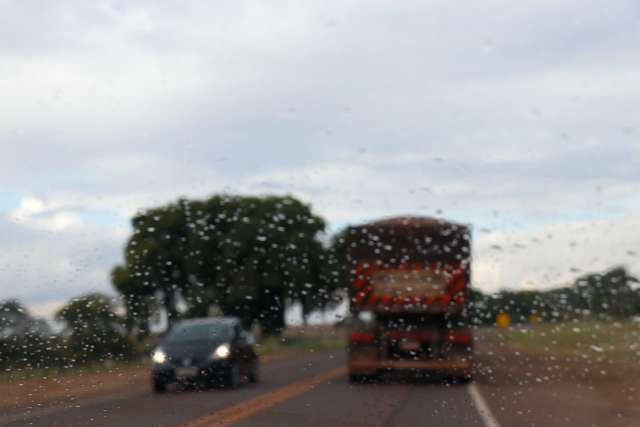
[468,383,501,427]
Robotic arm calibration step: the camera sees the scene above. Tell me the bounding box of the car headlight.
[212,343,231,360]
[152,349,167,364]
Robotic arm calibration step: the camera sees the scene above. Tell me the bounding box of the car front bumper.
[152,360,232,384]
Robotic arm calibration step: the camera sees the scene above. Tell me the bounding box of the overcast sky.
[1,0,639,319]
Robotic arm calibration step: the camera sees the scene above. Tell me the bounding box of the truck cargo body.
[345,216,473,381]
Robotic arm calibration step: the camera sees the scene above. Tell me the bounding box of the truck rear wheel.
[152,378,167,393]
[348,373,377,383]
[450,373,472,385]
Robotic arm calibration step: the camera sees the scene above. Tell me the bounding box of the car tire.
[225,364,241,389]
[249,362,259,383]
[152,379,167,393]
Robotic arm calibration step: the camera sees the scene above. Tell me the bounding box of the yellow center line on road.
[182,366,347,427]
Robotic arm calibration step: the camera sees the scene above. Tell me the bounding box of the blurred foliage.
[0,334,65,372]
[111,265,154,340]
[470,266,640,325]
[1,294,135,373]
[112,194,338,336]
[0,301,59,371]
[0,300,27,316]
[55,293,133,364]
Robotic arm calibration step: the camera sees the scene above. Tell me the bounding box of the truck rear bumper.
[349,358,472,375]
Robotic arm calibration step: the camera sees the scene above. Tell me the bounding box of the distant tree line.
[469,266,640,325]
[0,295,133,372]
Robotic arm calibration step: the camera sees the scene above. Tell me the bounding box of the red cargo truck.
[345,216,473,382]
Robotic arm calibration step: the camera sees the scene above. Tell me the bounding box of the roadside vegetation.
[483,319,640,365]
[470,266,640,326]
[471,265,640,366]
[256,326,345,357]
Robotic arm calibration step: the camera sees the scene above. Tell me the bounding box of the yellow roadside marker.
[496,313,511,329]
[183,366,347,427]
[529,314,540,326]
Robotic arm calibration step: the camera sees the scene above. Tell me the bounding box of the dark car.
[150,317,259,393]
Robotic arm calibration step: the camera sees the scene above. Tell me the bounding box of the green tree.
[0,300,60,371]
[573,266,640,319]
[0,299,27,315]
[111,265,154,341]
[56,293,132,363]
[124,199,191,327]
[0,299,29,336]
[115,194,334,335]
[184,195,330,334]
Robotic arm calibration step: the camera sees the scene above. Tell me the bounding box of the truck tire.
[459,373,473,383]
[450,373,472,385]
[152,378,167,393]
[349,373,376,383]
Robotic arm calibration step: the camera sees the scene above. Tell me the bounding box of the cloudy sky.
[1,0,639,319]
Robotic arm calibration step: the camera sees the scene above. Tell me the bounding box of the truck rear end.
[345,216,473,382]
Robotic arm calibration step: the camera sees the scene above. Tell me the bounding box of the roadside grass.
[256,325,346,357]
[0,358,147,384]
[0,337,159,384]
[482,319,640,364]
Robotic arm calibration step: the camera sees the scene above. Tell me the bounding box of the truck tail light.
[350,331,375,344]
[446,330,472,345]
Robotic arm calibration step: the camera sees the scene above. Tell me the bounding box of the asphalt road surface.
[0,350,496,427]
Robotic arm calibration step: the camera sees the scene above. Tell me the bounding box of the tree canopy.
[56,293,131,362]
[56,293,120,333]
[0,299,50,339]
[112,194,336,335]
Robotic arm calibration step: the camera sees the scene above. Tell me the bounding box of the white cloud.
[9,197,85,232]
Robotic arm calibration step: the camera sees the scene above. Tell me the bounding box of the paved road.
[0,350,492,427]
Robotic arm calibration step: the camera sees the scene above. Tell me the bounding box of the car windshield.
[2,1,639,426]
[165,323,232,343]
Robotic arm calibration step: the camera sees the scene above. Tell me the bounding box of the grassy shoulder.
[474,321,640,426]
[0,358,147,385]
[480,319,640,365]
[256,325,346,358]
